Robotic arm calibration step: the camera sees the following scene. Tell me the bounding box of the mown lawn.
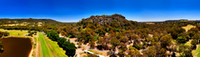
[45,36,68,57]
[38,32,54,57]
[38,32,68,57]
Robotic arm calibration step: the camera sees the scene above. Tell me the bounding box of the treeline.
[0,31,9,53]
[0,18,60,24]
[46,31,76,57]
[0,31,9,38]
[0,18,72,33]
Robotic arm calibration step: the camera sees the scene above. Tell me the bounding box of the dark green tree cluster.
[28,30,37,37]
[46,31,76,57]
[0,31,9,38]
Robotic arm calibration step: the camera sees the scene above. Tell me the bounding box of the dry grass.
[88,49,107,56]
[182,24,196,32]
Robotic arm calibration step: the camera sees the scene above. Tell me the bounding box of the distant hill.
[0,18,61,24]
[81,14,129,25]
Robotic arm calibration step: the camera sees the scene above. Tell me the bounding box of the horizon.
[0,17,198,23]
[0,0,200,22]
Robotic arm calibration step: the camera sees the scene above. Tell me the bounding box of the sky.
[0,0,200,22]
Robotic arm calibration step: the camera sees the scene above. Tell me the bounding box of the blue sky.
[0,0,200,22]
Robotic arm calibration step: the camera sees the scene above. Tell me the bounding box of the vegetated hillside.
[60,14,200,57]
[0,18,72,32]
[77,14,135,30]
[0,18,61,25]
[82,14,128,25]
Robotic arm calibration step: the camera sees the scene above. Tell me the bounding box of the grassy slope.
[38,32,54,57]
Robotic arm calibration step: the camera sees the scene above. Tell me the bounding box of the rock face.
[82,14,128,25]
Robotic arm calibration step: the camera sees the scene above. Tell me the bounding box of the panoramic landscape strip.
[0,14,200,57]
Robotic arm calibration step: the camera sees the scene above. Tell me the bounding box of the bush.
[191,40,198,49]
[133,44,142,50]
[57,37,67,47]
[62,40,76,57]
[46,31,76,57]
[47,31,59,41]
[176,36,187,43]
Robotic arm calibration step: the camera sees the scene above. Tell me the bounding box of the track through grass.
[38,32,68,57]
[38,32,54,57]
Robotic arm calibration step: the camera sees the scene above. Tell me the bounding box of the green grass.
[83,55,87,57]
[45,35,68,57]
[38,32,54,57]
[0,29,28,36]
[194,45,200,57]
[38,32,68,57]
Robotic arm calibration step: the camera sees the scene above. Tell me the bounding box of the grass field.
[45,36,68,57]
[38,32,68,57]
[38,32,54,57]
[0,29,28,36]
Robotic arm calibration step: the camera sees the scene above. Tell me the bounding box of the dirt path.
[28,37,34,57]
[29,33,39,57]
[35,34,39,57]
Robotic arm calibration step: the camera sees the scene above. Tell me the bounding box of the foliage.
[46,31,76,56]
[160,34,172,48]
[0,31,9,38]
[47,31,59,41]
[62,40,76,57]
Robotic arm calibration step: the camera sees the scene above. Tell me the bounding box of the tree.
[111,37,120,53]
[89,41,95,49]
[160,34,172,48]
[47,31,59,41]
[176,36,187,43]
[192,33,200,43]
[0,31,9,38]
[178,44,192,57]
[57,37,67,47]
[128,46,142,57]
[167,27,184,39]
[143,43,167,57]
[118,43,127,57]
[191,40,198,49]
[130,34,140,45]
[119,36,128,43]
[143,46,157,57]
[62,40,76,57]
[97,35,111,50]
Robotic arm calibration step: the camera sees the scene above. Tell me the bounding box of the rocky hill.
[82,14,128,25]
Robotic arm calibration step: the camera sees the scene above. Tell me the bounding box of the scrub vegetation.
[0,14,200,57]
